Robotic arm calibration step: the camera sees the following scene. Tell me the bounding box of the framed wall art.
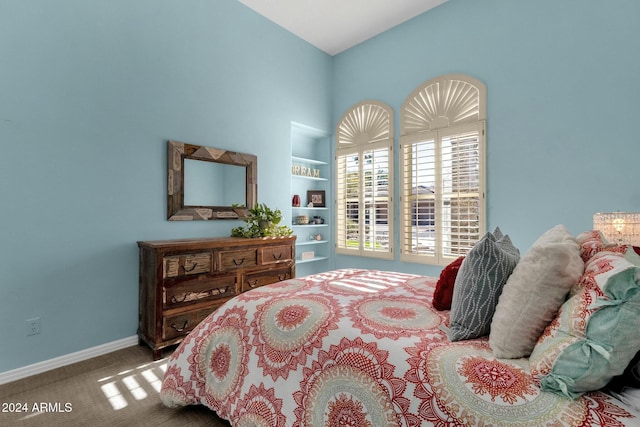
[307,190,326,207]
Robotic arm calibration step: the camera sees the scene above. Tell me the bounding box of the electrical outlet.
[26,318,41,336]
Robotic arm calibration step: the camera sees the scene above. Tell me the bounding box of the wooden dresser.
[137,236,296,359]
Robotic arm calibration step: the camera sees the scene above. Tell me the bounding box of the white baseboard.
[0,335,139,385]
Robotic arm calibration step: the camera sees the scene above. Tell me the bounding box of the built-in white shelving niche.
[290,123,331,276]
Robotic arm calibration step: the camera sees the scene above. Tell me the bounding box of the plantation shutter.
[440,124,483,258]
[400,123,484,264]
[336,149,360,254]
[362,144,391,253]
[400,132,437,260]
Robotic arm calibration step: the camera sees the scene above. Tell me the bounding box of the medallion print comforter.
[160,269,638,426]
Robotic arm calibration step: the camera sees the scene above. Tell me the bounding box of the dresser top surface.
[137,236,296,250]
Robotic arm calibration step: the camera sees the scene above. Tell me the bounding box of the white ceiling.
[237,0,448,56]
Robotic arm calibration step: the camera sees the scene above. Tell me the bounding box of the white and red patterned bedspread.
[160,269,637,426]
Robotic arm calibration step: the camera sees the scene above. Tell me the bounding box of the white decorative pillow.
[489,225,584,359]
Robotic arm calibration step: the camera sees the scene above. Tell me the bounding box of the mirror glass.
[167,140,257,221]
[183,159,246,206]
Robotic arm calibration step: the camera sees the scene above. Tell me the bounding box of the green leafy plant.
[231,203,293,238]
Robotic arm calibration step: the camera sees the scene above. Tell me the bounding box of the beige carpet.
[0,345,230,427]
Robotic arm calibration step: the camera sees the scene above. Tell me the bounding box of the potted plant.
[231,203,293,238]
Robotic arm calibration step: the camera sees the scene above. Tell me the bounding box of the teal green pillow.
[448,230,520,341]
[529,247,640,399]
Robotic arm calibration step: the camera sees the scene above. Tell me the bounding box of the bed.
[160,227,640,426]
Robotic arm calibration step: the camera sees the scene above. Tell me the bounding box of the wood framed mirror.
[167,140,257,220]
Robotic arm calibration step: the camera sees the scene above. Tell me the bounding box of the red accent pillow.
[432,256,465,310]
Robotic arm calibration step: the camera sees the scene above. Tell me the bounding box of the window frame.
[400,122,486,265]
[335,101,394,259]
[399,74,486,266]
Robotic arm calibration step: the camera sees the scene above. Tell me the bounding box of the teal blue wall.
[0,0,332,372]
[2,0,639,373]
[332,0,640,276]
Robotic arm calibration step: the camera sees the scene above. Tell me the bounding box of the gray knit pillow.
[448,231,520,342]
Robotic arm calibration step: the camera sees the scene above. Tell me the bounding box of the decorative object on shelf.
[231,203,293,238]
[292,194,300,207]
[313,216,324,224]
[296,215,309,225]
[307,190,326,207]
[292,165,321,178]
[593,212,640,245]
[301,251,315,260]
[315,233,322,241]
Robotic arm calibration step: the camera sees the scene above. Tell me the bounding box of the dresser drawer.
[163,252,212,278]
[216,248,257,271]
[162,306,220,340]
[242,268,292,293]
[162,312,196,340]
[260,245,293,265]
[163,275,236,308]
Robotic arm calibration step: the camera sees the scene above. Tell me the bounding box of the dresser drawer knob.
[272,252,283,260]
[171,294,188,303]
[182,263,198,272]
[248,279,258,288]
[278,273,287,281]
[232,257,245,266]
[171,320,189,332]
